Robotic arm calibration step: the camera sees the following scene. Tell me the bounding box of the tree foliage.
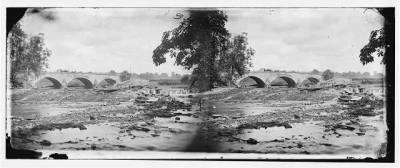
[152,10,254,91]
[152,10,230,90]
[322,69,334,80]
[119,70,131,82]
[311,69,319,74]
[108,70,117,75]
[26,33,51,75]
[359,8,393,65]
[219,33,255,82]
[8,23,51,88]
[9,23,27,87]
[359,28,385,65]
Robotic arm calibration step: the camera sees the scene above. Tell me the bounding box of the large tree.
[219,32,255,83]
[152,10,231,91]
[25,33,51,77]
[8,23,27,87]
[8,23,51,88]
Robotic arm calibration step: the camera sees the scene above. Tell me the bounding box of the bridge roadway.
[34,71,324,89]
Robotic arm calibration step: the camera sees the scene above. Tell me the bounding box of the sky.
[18,8,385,75]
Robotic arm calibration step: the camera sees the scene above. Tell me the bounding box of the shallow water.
[212,102,291,116]
[10,99,387,157]
[10,102,133,118]
[11,104,77,118]
[22,121,199,151]
[10,102,202,152]
[235,121,324,142]
[231,119,386,155]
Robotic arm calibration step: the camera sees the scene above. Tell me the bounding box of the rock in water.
[356,132,365,136]
[246,138,258,145]
[151,134,160,137]
[49,153,68,159]
[297,143,303,148]
[40,140,52,146]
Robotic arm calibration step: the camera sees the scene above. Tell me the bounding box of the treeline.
[109,70,186,81]
[333,71,384,79]
[313,69,384,79]
[119,70,186,82]
[132,72,183,80]
[256,68,384,79]
[54,69,186,80]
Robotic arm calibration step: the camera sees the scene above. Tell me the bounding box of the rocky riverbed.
[193,87,386,157]
[8,86,387,159]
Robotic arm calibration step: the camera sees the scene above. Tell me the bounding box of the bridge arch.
[238,76,267,88]
[300,77,320,87]
[96,78,117,88]
[35,77,63,89]
[271,76,297,88]
[307,77,320,83]
[67,77,93,89]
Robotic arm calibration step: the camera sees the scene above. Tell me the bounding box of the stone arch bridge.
[32,72,120,89]
[235,71,322,88]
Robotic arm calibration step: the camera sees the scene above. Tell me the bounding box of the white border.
[0,0,398,8]
[1,0,399,168]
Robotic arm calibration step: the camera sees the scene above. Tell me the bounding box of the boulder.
[246,138,258,145]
